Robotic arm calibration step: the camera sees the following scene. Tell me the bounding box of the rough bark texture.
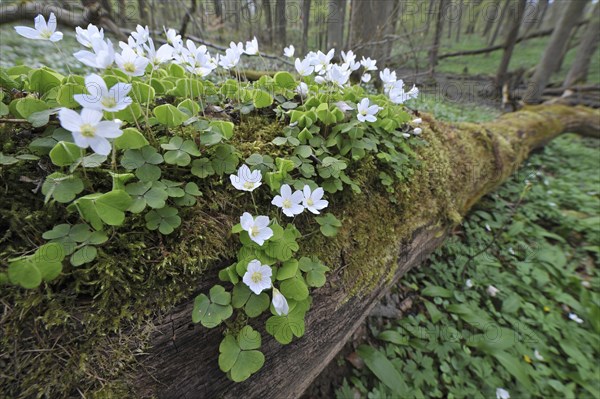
[135,104,600,399]
[564,2,600,88]
[428,0,447,74]
[326,0,346,50]
[496,0,526,88]
[523,0,588,103]
[349,0,396,60]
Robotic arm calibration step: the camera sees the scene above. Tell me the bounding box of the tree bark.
[428,0,447,75]
[326,0,346,50]
[488,0,509,46]
[534,0,549,30]
[302,0,311,54]
[262,0,273,46]
[133,104,600,399]
[564,2,600,87]
[482,0,500,37]
[137,0,148,23]
[349,0,396,60]
[496,0,527,88]
[179,0,197,39]
[523,0,589,103]
[274,0,287,50]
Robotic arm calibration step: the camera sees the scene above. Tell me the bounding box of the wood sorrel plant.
[1,15,422,382]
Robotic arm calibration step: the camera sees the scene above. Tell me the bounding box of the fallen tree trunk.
[134,104,600,398]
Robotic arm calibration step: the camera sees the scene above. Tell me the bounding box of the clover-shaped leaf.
[277,259,298,281]
[69,190,132,231]
[49,141,82,167]
[211,144,239,175]
[192,285,233,328]
[114,127,149,150]
[161,136,201,166]
[41,172,84,204]
[125,182,168,213]
[153,104,188,127]
[145,206,181,235]
[298,257,330,288]
[121,146,164,182]
[280,273,309,301]
[8,242,65,288]
[315,213,342,237]
[191,158,215,178]
[173,182,202,207]
[218,326,264,382]
[265,306,307,345]
[264,225,299,261]
[231,283,270,318]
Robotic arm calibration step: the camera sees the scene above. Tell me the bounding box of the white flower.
[389,80,419,104]
[243,260,272,295]
[533,349,544,361]
[296,82,309,97]
[361,56,377,71]
[465,279,474,288]
[144,38,174,69]
[314,49,335,74]
[508,247,515,255]
[569,313,583,324]
[131,24,150,45]
[230,164,262,192]
[380,68,397,89]
[413,128,422,135]
[73,37,115,69]
[335,101,353,112]
[245,36,259,55]
[487,285,500,297]
[58,108,122,156]
[272,184,304,217]
[485,223,491,231]
[74,73,132,112]
[164,28,182,48]
[115,45,149,76]
[402,133,411,139]
[230,41,245,57]
[295,57,314,76]
[15,13,63,42]
[76,24,104,48]
[356,98,381,123]
[327,64,351,87]
[302,185,328,214]
[361,73,372,83]
[412,117,422,124]
[218,48,241,69]
[272,287,289,316]
[240,212,273,246]
[496,388,510,399]
[284,45,295,58]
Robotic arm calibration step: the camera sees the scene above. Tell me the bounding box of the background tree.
[349,0,396,61]
[326,0,346,50]
[563,1,600,87]
[428,0,447,75]
[275,0,287,49]
[524,0,589,103]
[302,0,311,53]
[496,0,527,88]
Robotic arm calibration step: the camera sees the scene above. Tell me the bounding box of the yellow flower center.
[40,29,53,39]
[243,181,255,190]
[101,97,117,109]
[282,199,292,208]
[251,272,262,283]
[251,226,260,237]
[80,123,96,138]
[123,62,136,73]
[307,198,314,206]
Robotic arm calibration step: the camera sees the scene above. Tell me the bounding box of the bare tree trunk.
[326,0,345,50]
[488,0,509,46]
[428,0,447,75]
[564,2,600,87]
[349,0,396,60]
[137,0,148,23]
[263,0,273,47]
[180,0,197,39]
[424,0,436,37]
[496,0,526,88]
[132,104,600,399]
[482,0,499,37]
[553,22,582,74]
[523,0,589,103]
[535,0,549,29]
[302,0,311,53]
[275,0,287,50]
[213,0,223,19]
[455,0,463,42]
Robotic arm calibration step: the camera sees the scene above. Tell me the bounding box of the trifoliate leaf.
[145,206,181,235]
[41,172,84,204]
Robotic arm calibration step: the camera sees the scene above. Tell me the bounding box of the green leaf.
[70,191,132,230]
[280,274,309,301]
[125,181,168,213]
[357,345,407,393]
[274,71,296,90]
[211,144,239,175]
[8,258,42,289]
[29,68,64,94]
[192,288,233,328]
[210,121,235,139]
[153,104,188,127]
[114,128,149,150]
[131,81,155,104]
[265,310,306,344]
[315,213,342,237]
[244,293,270,318]
[191,158,215,178]
[70,245,98,266]
[252,89,273,108]
[41,172,84,203]
[145,206,181,235]
[492,351,533,391]
[161,136,201,166]
[421,285,453,298]
[49,141,82,167]
[277,259,298,281]
[56,83,86,108]
[218,329,265,382]
[210,284,231,306]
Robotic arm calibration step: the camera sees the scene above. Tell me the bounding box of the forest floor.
[305,100,600,399]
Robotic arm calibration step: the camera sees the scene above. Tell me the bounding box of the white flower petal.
[58,108,83,132]
[47,13,57,33]
[96,121,123,138]
[240,212,254,231]
[88,136,111,156]
[14,26,41,40]
[34,14,46,32]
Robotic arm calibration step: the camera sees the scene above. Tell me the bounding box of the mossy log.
[134,104,600,398]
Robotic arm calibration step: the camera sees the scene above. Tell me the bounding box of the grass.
[333,103,600,398]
